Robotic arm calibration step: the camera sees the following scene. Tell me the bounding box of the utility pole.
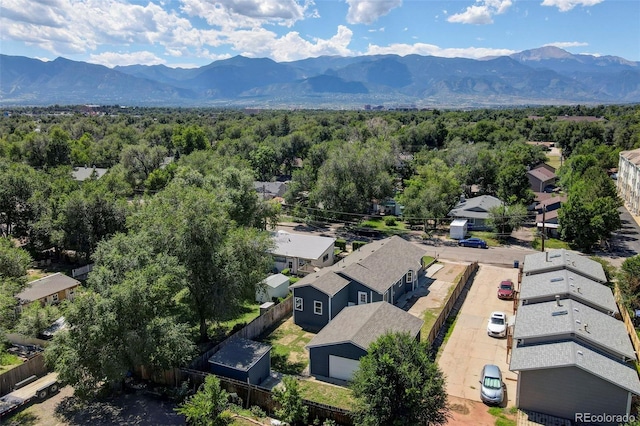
[541,207,546,252]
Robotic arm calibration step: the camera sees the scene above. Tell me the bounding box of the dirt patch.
[447,396,496,426]
[278,334,297,346]
[433,263,466,281]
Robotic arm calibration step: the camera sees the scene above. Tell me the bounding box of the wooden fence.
[180,369,353,425]
[614,285,640,362]
[426,261,479,344]
[189,297,293,371]
[0,353,48,396]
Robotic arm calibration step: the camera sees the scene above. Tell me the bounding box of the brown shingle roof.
[620,148,640,167]
[16,273,80,302]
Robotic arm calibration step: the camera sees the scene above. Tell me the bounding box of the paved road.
[597,206,640,267]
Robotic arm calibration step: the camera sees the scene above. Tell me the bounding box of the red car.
[497,280,515,300]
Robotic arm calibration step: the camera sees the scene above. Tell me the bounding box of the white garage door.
[329,355,360,381]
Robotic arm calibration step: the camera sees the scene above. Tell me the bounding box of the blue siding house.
[290,236,426,331]
[208,338,271,385]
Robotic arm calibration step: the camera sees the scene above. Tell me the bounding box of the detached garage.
[306,302,423,382]
[208,338,272,385]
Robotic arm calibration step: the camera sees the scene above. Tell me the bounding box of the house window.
[314,301,323,315]
[299,259,306,267]
[406,270,413,283]
[288,261,293,269]
[51,293,59,303]
[294,297,303,311]
[358,291,368,305]
[322,253,329,262]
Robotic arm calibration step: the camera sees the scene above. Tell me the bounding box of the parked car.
[487,311,507,338]
[480,364,504,405]
[497,280,515,300]
[458,237,487,248]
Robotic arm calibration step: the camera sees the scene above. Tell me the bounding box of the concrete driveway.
[438,264,519,407]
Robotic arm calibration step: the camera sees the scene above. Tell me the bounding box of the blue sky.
[1,0,638,68]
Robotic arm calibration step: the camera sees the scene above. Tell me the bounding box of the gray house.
[306,302,423,382]
[208,338,271,385]
[254,181,288,201]
[510,341,640,423]
[510,250,640,423]
[519,270,617,315]
[271,230,335,276]
[290,236,426,332]
[448,195,503,230]
[522,249,607,284]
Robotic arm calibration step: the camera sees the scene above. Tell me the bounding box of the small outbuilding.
[208,338,271,385]
[449,219,468,240]
[256,273,290,303]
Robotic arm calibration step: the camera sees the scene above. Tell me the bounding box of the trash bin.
[513,260,519,268]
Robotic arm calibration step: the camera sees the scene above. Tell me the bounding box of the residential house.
[534,196,566,238]
[527,165,557,193]
[618,148,640,215]
[290,236,426,332]
[15,273,80,311]
[271,230,335,276]
[208,338,271,385]
[509,251,640,422]
[255,273,290,303]
[448,195,503,230]
[521,249,607,284]
[306,302,423,381]
[72,166,108,181]
[254,181,288,201]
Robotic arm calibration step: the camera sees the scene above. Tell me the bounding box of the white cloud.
[366,42,515,59]
[543,41,588,49]
[541,0,603,12]
[345,0,402,25]
[448,0,512,25]
[180,0,308,29]
[88,51,166,67]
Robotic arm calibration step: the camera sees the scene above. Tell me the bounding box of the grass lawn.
[468,231,500,247]
[531,237,570,250]
[0,352,22,373]
[258,318,313,375]
[488,406,517,426]
[359,217,408,234]
[210,301,262,339]
[299,380,355,410]
[546,153,562,170]
[422,255,435,266]
[420,309,438,342]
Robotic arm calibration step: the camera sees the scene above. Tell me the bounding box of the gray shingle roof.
[513,299,635,360]
[337,236,426,293]
[519,270,618,314]
[271,230,335,261]
[306,302,423,350]
[263,273,290,289]
[448,195,503,219]
[522,249,607,283]
[208,338,271,371]
[254,181,288,198]
[71,167,108,181]
[509,341,640,395]
[16,273,80,302]
[290,235,425,295]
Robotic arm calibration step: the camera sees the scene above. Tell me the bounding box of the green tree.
[15,302,61,337]
[487,203,528,240]
[496,163,534,205]
[618,256,640,309]
[46,126,72,167]
[272,376,308,426]
[0,237,32,279]
[351,333,449,426]
[176,375,232,426]
[249,144,280,181]
[120,144,168,189]
[399,159,460,229]
[173,125,208,155]
[0,162,42,238]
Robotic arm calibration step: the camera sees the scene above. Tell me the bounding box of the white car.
[487,311,507,338]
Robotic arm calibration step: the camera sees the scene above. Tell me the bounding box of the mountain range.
[1,46,639,108]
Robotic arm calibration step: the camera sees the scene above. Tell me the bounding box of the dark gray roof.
[519,270,617,314]
[513,299,635,360]
[307,302,423,350]
[16,273,80,302]
[289,269,350,296]
[522,249,607,283]
[71,167,108,181]
[208,338,271,372]
[448,195,503,219]
[510,341,640,395]
[254,181,288,198]
[271,230,335,261]
[337,236,426,293]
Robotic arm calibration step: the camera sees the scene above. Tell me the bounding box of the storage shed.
[256,273,290,303]
[208,338,271,385]
[449,219,468,240]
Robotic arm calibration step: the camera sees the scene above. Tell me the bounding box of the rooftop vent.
[552,310,568,316]
[577,350,584,356]
[555,295,561,306]
[550,253,561,259]
[550,277,564,282]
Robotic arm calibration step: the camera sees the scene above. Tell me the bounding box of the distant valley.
[1,46,639,108]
